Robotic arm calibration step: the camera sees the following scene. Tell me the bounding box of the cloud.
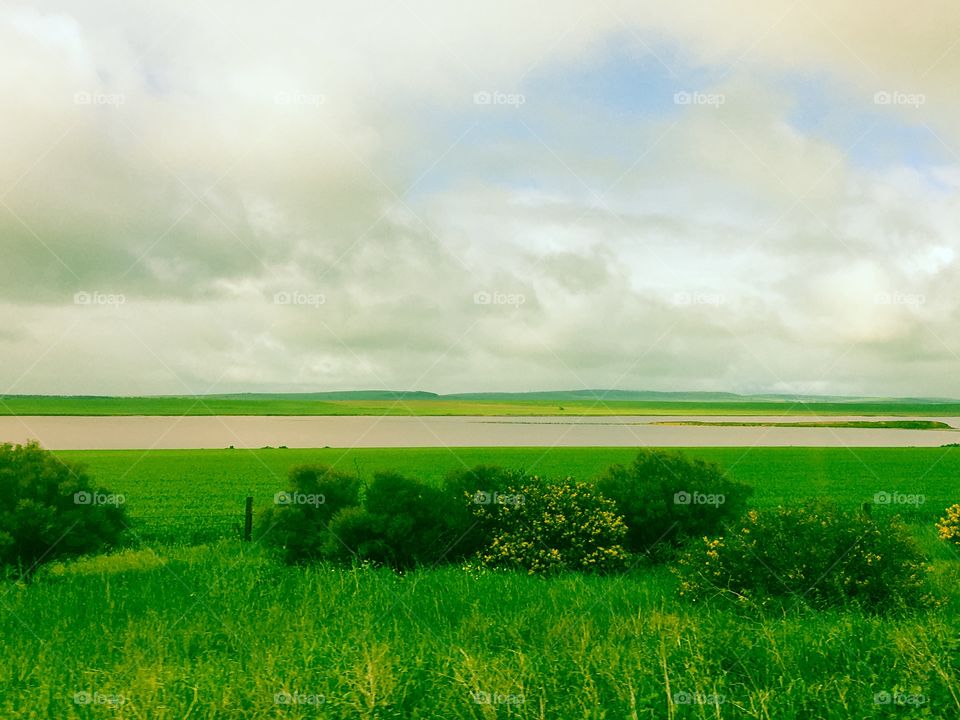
[1,1,960,396]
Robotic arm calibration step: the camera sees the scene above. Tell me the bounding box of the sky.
[2,1,960,397]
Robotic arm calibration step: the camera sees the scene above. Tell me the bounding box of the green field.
[3,447,960,718]
[5,394,960,416]
[53,446,960,543]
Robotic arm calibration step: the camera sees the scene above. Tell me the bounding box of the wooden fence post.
[244,496,254,541]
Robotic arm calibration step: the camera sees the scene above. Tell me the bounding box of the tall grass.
[2,541,958,718]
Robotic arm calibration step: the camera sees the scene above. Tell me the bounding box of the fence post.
[244,496,254,541]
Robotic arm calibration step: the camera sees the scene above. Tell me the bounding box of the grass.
[3,446,960,717]
[6,395,960,416]
[2,542,959,719]
[54,446,960,543]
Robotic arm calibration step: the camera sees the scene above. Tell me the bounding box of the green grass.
[2,542,958,719]
[3,447,960,718]
[54,446,960,543]
[6,395,960,416]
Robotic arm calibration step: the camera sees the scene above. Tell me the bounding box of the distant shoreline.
[651,420,955,430]
[4,395,960,417]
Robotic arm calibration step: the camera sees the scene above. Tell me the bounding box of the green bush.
[328,471,467,568]
[440,465,528,557]
[597,450,753,557]
[474,476,630,575]
[441,465,528,499]
[258,464,361,563]
[0,441,127,574]
[675,502,931,612]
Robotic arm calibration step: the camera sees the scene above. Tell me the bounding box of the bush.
[328,471,466,569]
[440,465,528,557]
[441,465,528,499]
[258,464,361,563]
[936,504,960,548]
[597,450,753,557]
[0,441,127,573]
[675,502,931,612]
[474,476,630,575]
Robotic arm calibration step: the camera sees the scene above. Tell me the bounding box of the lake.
[0,415,957,449]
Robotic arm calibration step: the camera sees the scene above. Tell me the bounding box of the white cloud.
[2,1,960,397]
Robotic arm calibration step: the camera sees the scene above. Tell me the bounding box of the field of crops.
[2,446,959,718]
[54,446,960,544]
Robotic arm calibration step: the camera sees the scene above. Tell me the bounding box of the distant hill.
[3,389,957,404]
[397,389,958,404]
[205,391,440,401]
[444,390,746,402]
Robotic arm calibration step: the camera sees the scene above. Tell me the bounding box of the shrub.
[0,441,127,573]
[597,450,753,557]
[440,465,529,557]
[442,465,528,499]
[328,471,467,568]
[258,464,361,563]
[474,476,630,575]
[323,505,393,563]
[675,502,931,612]
[936,504,960,548]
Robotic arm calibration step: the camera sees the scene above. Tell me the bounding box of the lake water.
[0,415,957,449]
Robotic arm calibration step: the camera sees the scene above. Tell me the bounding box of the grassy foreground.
[5,395,960,416]
[3,446,960,718]
[2,542,958,719]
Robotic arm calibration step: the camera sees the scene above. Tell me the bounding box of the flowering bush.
[474,477,631,575]
[936,504,960,548]
[675,502,931,612]
[441,465,529,558]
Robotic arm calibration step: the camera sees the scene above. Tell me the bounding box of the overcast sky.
[2,1,960,397]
